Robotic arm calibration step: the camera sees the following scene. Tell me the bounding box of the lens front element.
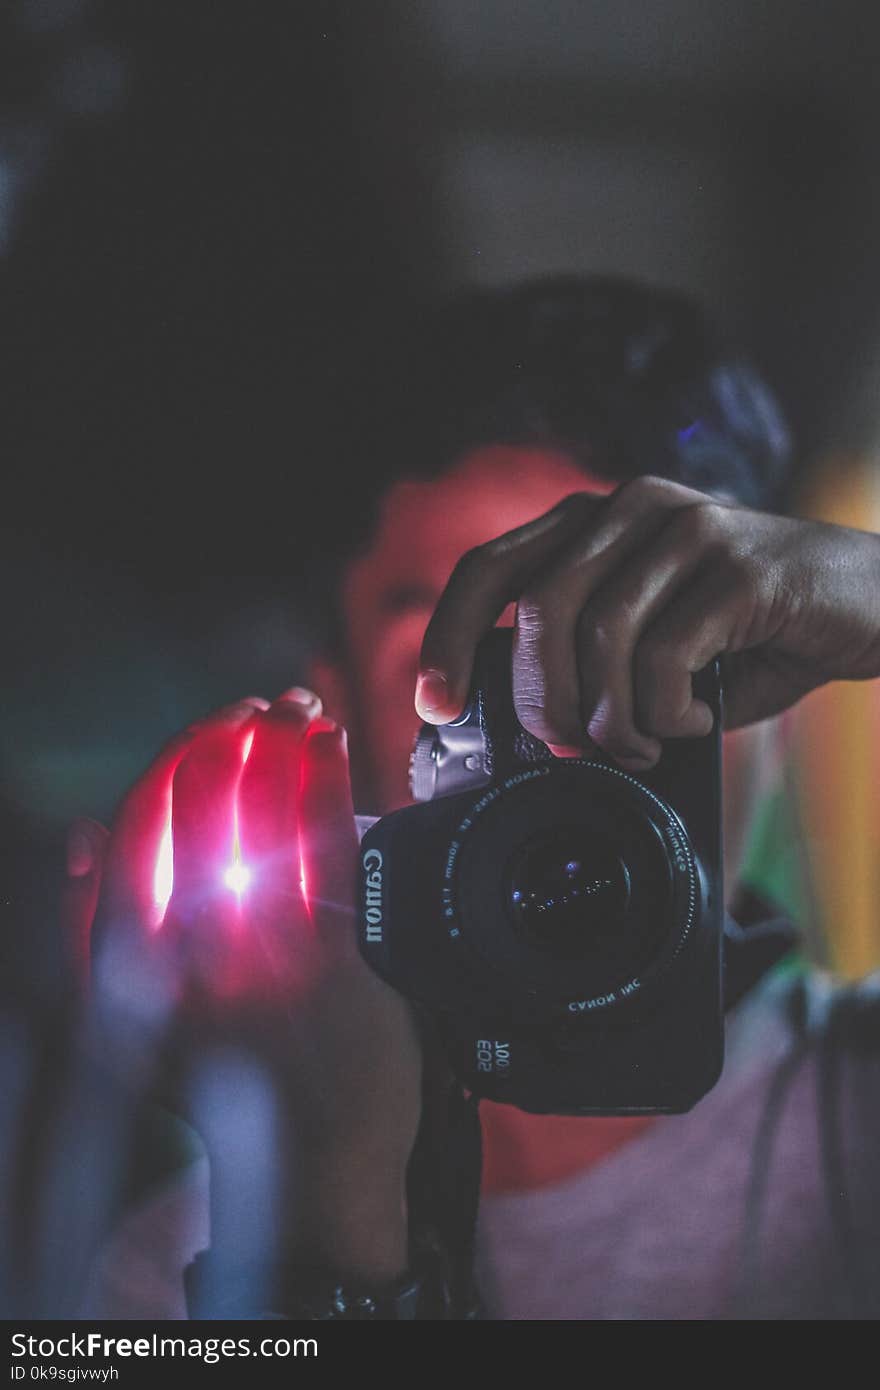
[509,829,630,959]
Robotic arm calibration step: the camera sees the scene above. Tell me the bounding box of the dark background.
[2,1,880,988]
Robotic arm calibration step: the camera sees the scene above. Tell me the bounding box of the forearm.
[291,1149,409,1282]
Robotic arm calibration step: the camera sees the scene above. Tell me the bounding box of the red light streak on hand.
[74,687,423,1280]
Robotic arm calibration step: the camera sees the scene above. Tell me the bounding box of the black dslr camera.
[357,630,724,1115]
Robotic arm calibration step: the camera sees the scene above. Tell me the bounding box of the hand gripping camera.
[357,630,724,1115]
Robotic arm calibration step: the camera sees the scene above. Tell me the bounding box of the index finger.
[416,493,599,722]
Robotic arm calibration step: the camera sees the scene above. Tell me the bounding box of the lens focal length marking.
[443,767,550,932]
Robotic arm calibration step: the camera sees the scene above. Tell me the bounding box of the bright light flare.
[223,862,252,894]
[224,801,250,900]
[152,814,174,927]
[150,722,257,924]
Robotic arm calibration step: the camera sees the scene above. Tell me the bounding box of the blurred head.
[309,274,793,888]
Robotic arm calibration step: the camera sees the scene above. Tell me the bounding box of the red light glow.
[152,814,174,927]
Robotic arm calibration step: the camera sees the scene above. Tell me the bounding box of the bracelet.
[184,1247,470,1320]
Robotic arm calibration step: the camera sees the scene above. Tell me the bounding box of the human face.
[337,446,599,813]
[327,444,773,890]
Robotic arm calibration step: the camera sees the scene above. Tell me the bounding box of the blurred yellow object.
[788,457,880,978]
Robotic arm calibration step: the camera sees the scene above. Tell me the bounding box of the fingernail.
[308,716,340,737]
[547,743,590,760]
[415,669,450,721]
[278,686,321,712]
[67,828,93,877]
[306,722,348,757]
[214,700,265,722]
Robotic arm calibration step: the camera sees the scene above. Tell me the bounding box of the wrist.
[289,1151,409,1283]
[186,1163,411,1319]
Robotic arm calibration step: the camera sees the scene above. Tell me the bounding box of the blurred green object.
[739,782,827,968]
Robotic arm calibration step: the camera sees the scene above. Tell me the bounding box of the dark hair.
[317,273,793,643]
[394,275,789,498]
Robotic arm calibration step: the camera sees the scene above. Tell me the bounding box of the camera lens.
[509,829,630,959]
[453,762,696,1005]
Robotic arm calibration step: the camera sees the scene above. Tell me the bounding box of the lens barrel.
[450,760,700,1010]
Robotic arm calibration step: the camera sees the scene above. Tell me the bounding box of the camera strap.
[406,1009,484,1318]
[723,914,801,1012]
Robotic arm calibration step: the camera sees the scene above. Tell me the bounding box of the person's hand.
[415,476,880,770]
[62,816,109,985]
[69,690,422,1282]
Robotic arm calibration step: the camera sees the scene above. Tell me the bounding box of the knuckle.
[676,500,727,545]
[480,531,515,563]
[579,608,632,664]
[449,543,489,587]
[558,489,594,509]
[553,490,599,520]
[617,474,677,507]
[722,546,757,592]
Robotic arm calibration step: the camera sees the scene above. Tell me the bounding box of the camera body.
[357,630,724,1115]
